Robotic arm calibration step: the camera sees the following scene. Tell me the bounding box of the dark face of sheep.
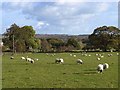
[55,59,61,64]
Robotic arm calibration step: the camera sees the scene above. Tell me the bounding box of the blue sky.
[1,1,118,35]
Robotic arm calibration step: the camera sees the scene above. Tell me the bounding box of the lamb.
[97,63,109,73]
[26,57,32,62]
[73,55,76,57]
[117,53,119,56]
[30,59,34,64]
[76,59,83,64]
[10,56,14,59]
[103,63,109,70]
[97,64,104,73]
[21,56,25,60]
[55,58,64,64]
[97,57,101,60]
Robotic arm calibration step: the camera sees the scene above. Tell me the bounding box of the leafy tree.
[2,24,40,52]
[47,38,65,51]
[41,39,52,52]
[66,37,80,50]
[89,26,120,51]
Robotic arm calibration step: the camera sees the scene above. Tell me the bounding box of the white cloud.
[97,3,110,12]
[36,21,49,29]
[2,2,117,34]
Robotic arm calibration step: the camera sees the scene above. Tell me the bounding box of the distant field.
[2,52,118,88]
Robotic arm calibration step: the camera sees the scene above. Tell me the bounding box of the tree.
[2,24,40,52]
[47,38,65,51]
[41,39,52,52]
[66,37,81,50]
[89,26,120,51]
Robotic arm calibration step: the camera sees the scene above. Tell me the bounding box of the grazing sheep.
[70,54,72,56]
[108,54,113,57]
[10,56,14,59]
[55,58,60,64]
[97,57,101,60]
[88,54,91,56]
[95,54,99,56]
[59,58,64,64]
[55,58,64,64]
[103,63,109,70]
[73,55,76,57]
[76,59,83,64]
[117,53,119,56]
[21,56,25,60]
[26,57,32,62]
[100,55,104,58]
[30,59,34,64]
[97,64,104,73]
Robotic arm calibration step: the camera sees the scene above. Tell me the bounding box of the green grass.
[2,52,118,88]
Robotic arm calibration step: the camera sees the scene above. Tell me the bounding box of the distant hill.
[35,34,89,41]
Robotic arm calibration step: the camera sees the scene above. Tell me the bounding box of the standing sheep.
[76,59,83,64]
[21,56,25,60]
[97,64,104,73]
[55,58,64,64]
[10,56,14,59]
[103,63,109,70]
[31,59,34,64]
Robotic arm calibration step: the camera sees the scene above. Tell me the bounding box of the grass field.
[2,52,118,88]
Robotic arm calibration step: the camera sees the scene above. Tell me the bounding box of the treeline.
[2,24,120,52]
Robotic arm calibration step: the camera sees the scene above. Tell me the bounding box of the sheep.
[55,58,60,64]
[21,56,25,60]
[55,58,64,64]
[95,54,99,56]
[76,59,83,64]
[97,57,101,60]
[88,54,91,56]
[26,57,32,62]
[100,55,104,58]
[108,54,113,57]
[30,59,34,64]
[97,64,104,73]
[10,56,14,59]
[103,63,109,70]
[70,54,72,56]
[117,53,119,56]
[73,55,76,57]
[59,58,64,64]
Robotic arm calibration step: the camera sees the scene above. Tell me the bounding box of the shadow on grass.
[83,68,97,75]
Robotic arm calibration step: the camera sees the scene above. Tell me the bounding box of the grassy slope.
[2,52,118,88]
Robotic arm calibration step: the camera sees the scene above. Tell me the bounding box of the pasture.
[2,52,118,88]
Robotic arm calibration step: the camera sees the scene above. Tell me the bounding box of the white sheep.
[70,54,72,56]
[117,53,119,56]
[76,59,83,64]
[21,56,25,60]
[88,54,91,56]
[97,64,104,73]
[100,55,104,58]
[30,59,34,64]
[55,58,60,64]
[59,58,64,64]
[108,54,113,57]
[73,55,76,57]
[26,57,32,62]
[103,63,109,70]
[10,56,14,59]
[55,58,64,64]
[97,57,101,60]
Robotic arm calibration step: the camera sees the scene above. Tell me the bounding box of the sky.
[0,0,119,35]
